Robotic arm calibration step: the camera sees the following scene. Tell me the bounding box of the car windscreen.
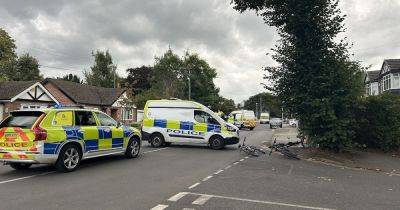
[0,111,44,128]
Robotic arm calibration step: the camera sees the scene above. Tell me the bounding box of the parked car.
[142,99,239,149]
[0,106,141,172]
[269,118,283,129]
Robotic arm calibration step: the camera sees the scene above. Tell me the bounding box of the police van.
[228,110,257,130]
[142,99,239,149]
[0,106,141,172]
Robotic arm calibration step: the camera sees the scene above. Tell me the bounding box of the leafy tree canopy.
[125,66,153,95]
[233,0,364,150]
[0,28,17,81]
[14,53,42,81]
[60,73,82,83]
[85,50,119,88]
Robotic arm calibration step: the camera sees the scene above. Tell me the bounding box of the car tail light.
[33,114,47,141]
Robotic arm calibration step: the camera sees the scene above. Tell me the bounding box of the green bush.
[355,93,400,151]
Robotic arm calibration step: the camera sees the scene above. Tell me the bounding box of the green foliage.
[125,66,153,95]
[214,97,236,115]
[14,53,42,81]
[130,49,229,110]
[244,92,281,118]
[0,28,17,80]
[60,73,82,83]
[233,0,364,151]
[85,50,119,88]
[355,94,400,151]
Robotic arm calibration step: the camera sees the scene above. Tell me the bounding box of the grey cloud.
[1,0,393,103]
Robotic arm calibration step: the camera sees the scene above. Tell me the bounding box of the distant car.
[270,118,283,129]
[289,119,298,127]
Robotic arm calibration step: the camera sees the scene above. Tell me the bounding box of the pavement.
[0,125,399,210]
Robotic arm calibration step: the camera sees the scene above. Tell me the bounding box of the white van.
[260,112,270,124]
[142,99,240,149]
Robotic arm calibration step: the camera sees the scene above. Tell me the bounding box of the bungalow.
[0,79,137,124]
[0,81,59,121]
[364,59,400,96]
[42,78,137,124]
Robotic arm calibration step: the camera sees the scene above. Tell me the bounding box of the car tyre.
[56,144,82,173]
[209,135,225,150]
[9,163,32,170]
[125,137,141,158]
[150,133,165,148]
[249,127,255,131]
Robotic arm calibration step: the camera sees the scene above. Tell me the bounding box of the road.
[0,125,399,210]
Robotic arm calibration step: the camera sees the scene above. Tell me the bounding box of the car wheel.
[209,135,225,150]
[150,133,164,148]
[56,144,82,172]
[249,127,255,131]
[125,137,141,158]
[9,163,32,170]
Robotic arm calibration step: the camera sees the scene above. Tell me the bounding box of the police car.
[0,105,141,172]
[142,99,239,149]
[228,110,257,130]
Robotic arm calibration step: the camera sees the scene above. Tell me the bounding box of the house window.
[382,74,391,91]
[122,108,133,120]
[393,73,400,89]
[20,104,42,110]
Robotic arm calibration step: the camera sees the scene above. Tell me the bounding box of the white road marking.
[188,192,336,210]
[224,165,231,169]
[182,208,196,210]
[202,175,213,181]
[288,164,294,175]
[168,192,189,202]
[0,171,55,185]
[188,182,200,189]
[143,148,168,154]
[233,162,239,165]
[150,204,168,210]
[214,169,223,175]
[239,159,244,162]
[192,195,212,205]
[245,156,249,159]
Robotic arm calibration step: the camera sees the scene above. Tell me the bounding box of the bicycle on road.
[268,138,301,160]
[238,137,266,157]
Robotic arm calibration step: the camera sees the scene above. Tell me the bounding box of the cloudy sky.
[1,0,399,103]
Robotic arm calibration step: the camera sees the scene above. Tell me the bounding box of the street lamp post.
[188,69,191,101]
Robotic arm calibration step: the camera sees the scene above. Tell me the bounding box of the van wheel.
[210,135,225,150]
[150,133,164,148]
[10,163,32,170]
[125,137,141,158]
[56,144,82,172]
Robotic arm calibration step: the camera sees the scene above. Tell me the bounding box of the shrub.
[355,93,400,151]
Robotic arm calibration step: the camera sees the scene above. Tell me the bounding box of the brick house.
[0,81,59,121]
[365,59,400,96]
[0,79,137,124]
[42,79,137,124]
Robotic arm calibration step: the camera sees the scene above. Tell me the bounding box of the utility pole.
[188,68,191,100]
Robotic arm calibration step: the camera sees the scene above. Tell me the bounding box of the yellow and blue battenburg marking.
[43,126,135,154]
[146,119,222,133]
